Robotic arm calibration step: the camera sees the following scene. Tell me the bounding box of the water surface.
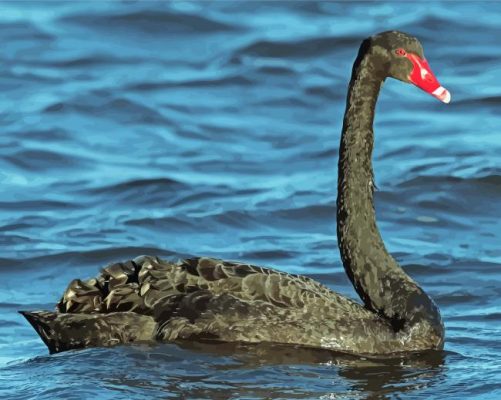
[1,1,501,399]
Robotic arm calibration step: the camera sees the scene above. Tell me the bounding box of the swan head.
[368,31,450,103]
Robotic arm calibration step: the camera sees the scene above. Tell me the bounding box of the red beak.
[406,53,451,103]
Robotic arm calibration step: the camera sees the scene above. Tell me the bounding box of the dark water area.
[1,1,500,398]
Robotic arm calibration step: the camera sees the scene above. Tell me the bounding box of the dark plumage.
[21,31,446,355]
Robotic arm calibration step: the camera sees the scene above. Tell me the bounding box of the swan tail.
[19,310,157,354]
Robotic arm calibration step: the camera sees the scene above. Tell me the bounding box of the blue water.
[1,1,501,398]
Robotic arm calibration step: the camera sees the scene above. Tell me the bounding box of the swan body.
[21,31,448,355]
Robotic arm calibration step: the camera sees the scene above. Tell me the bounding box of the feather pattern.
[20,255,434,354]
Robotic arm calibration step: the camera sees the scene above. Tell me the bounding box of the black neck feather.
[336,42,442,333]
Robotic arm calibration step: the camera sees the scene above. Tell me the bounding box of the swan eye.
[395,48,407,57]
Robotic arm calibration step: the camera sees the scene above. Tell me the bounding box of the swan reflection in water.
[89,342,449,398]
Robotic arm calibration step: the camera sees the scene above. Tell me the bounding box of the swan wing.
[57,256,362,314]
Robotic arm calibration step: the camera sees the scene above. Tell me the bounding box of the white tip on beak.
[432,86,451,104]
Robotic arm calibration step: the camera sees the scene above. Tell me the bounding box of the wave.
[0,246,184,269]
[397,171,501,188]
[449,312,501,322]
[5,149,88,171]
[43,95,174,126]
[452,95,501,107]
[0,20,53,42]
[127,75,254,91]
[60,9,237,34]
[235,35,360,59]
[14,128,71,142]
[272,204,336,220]
[0,199,77,211]
[85,177,186,197]
[124,216,195,230]
[42,54,141,69]
[237,249,298,260]
[435,290,484,306]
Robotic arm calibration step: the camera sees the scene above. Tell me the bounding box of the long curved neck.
[337,45,443,333]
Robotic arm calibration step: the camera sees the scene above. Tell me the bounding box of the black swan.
[21,31,449,355]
